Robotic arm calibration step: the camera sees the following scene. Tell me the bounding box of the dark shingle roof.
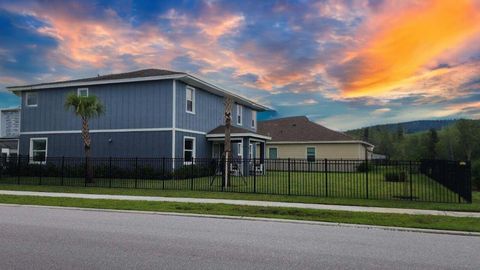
[13,69,185,88]
[208,125,268,136]
[258,116,355,142]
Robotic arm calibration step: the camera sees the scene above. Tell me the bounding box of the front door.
[212,143,224,159]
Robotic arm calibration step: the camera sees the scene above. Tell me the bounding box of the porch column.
[260,141,265,164]
[243,137,249,176]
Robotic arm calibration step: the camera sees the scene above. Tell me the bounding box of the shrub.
[173,164,215,180]
[472,160,480,191]
[385,171,408,182]
[357,161,374,172]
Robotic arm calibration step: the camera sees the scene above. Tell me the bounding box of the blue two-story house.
[7,69,270,167]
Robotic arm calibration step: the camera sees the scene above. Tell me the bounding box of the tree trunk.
[82,117,94,183]
[223,98,232,187]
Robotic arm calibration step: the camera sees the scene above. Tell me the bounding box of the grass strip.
[0,194,479,232]
[0,184,479,212]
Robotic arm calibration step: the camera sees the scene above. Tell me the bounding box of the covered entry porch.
[206,126,270,176]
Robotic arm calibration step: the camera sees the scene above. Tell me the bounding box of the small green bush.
[357,162,374,172]
[472,160,480,191]
[173,164,215,180]
[385,171,407,182]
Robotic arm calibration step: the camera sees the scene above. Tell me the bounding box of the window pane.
[33,140,46,151]
[187,100,193,112]
[184,151,193,162]
[307,147,315,161]
[185,139,193,150]
[33,151,46,162]
[27,93,38,106]
[78,89,88,97]
[269,148,277,159]
[187,89,192,100]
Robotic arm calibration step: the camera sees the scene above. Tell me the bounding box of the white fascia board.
[206,132,271,141]
[181,75,270,111]
[268,140,374,147]
[7,74,186,92]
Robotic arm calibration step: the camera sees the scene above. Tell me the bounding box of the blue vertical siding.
[175,81,224,132]
[18,78,262,159]
[20,80,173,132]
[174,131,210,159]
[19,131,172,158]
[175,80,258,133]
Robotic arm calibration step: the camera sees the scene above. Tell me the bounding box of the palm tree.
[65,93,104,182]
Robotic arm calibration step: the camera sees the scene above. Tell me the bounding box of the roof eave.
[6,74,187,92]
[6,72,270,111]
[181,75,270,111]
[267,140,374,147]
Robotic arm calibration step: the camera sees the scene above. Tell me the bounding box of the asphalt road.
[0,205,478,270]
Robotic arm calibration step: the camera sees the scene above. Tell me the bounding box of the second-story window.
[26,92,38,107]
[236,104,243,125]
[251,110,257,128]
[77,88,89,97]
[186,86,195,114]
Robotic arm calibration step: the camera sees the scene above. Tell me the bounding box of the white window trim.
[26,92,38,107]
[77,88,89,97]
[183,136,196,164]
[29,137,48,164]
[251,110,257,128]
[268,147,278,159]
[236,104,243,125]
[237,142,243,159]
[306,146,316,161]
[186,86,195,114]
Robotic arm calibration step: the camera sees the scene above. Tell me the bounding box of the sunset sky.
[0,0,479,130]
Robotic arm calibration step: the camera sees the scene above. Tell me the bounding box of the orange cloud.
[340,0,480,98]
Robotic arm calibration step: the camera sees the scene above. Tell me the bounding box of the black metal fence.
[0,156,472,203]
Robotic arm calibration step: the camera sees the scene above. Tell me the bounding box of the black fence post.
[466,161,472,203]
[38,159,43,186]
[16,156,20,185]
[409,160,413,200]
[253,157,257,193]
[365,157,369,199]
[325,158,328,197]
[288,158,291,195]
[253,158,257,193]
[135,157,138,189]
[190,158,194,191]
[109,157,112,188]
[457,163,461,203]
[61,156,65,186]
[162,157,165,190]
[84,156,87,187]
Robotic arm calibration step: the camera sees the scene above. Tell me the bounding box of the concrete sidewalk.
[0,190,479,218]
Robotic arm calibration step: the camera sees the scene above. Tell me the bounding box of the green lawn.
[0,168,463,203]
[0,194,479,232]
[0,184,478,212]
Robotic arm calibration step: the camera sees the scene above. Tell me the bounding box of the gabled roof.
[207,125,271,140]
[258,116,373,146]
[6,69,269,111]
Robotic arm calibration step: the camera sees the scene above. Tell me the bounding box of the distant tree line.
[348,119,480,190]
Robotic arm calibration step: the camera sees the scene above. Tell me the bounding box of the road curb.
[1,203,479,237]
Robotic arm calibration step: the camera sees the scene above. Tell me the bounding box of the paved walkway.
[0,190,479,218]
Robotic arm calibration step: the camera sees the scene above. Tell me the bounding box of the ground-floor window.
[30,138,48,163]
[183,136,196,164]
[306,147,316,162]
[268,147,278,159]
